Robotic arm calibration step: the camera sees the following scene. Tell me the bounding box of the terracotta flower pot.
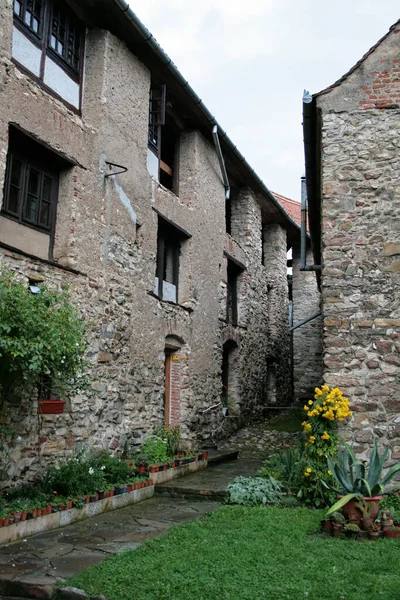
[13,512,22,523]
[150,466,159,473]
[39,400,66,414]
[21,512,27,521]
[3,518,9,527]
[339,495,382,527]
[320,520,332,533]
[332,524,343,537]
[127,485,133,493]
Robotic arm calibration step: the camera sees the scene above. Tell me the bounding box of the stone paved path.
[0,457,262,596]
[219,426,301,458]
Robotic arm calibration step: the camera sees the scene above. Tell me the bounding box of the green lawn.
[69,506,400,600]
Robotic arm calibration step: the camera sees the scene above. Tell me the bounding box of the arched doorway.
[164,336,183,426]
[222,340,240,415]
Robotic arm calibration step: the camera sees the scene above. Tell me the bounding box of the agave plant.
[326,440,400,515]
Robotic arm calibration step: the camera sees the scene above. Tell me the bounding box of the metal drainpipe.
[300,176,321,272]
[212,126,230,200]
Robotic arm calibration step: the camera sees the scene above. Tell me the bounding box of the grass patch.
[69,506,400,600]
[261,414,303,432]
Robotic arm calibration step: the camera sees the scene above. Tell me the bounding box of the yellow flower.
[306,468,312,473]
[304,405,309,411]
[308,400,313,406]
[327,470,332,476]
[309,436,316,444]
[304,472,310,477]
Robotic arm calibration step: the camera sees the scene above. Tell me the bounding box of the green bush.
[141,435,169,464]
[258,446,306,489]
[0,268,89,407]
[226,476,283,506]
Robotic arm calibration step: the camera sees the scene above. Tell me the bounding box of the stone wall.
[316,21,400,461]
[292,244,323,400]
[0,1,294,487]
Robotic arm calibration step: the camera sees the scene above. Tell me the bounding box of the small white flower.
[76,343,80,347]
[88,467,94,475]
[100,465,105,470]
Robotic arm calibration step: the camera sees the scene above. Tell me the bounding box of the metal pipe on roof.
[212,126,230,200]
[110,0,300,232]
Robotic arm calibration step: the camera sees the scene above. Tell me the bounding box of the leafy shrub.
[0,268,89,406]
[258,446,306,489]
[43,452,106,497]
[89,452,130,486]
[298,385,352,508]
[226,476,283,507]
[154,426,181,456]
[141,435,168,464]
[381,492,400,520]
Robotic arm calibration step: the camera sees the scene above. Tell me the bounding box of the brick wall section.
[316,21,400,462]
[292,244,323,400]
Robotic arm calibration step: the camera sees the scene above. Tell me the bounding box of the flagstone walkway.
[0,457,262,598]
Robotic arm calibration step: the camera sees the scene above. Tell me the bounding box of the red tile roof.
[273,192,301,227]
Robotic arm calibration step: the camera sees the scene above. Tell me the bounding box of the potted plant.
[0,268,90,419]
[343,523,361,539]
[368,521,381,540]
[331,511,345,537]
[325,440,400,524]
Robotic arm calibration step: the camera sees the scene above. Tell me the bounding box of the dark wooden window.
[148,84,179,193]
[156,219,181,302]
[227,260,243,326]
[148,84,166,152]
[225,197,231,235]
[2,130,59,234]
[13,0,84,80]
[13,0,44,37]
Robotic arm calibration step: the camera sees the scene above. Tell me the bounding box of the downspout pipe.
[110,0,300,231]
[212,126,230,200]
[300,175,321,272]
[289,311,321,332]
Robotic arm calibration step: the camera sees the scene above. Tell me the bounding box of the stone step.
[206,449,239,465]
[155,457,262,501]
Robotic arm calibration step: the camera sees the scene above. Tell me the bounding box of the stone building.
[303,19,400,460]
[0,0,301,486]
[274,192,323,402]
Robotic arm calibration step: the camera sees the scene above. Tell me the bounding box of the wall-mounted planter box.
[39,400,66,414]
[0,483,154,545]
[149,457,208,485]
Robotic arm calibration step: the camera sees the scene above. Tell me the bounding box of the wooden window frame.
[156,220,181,302]
[2,129,61,254]
[13,0,85,84]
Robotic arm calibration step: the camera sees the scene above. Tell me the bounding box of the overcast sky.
[130,1,399,202]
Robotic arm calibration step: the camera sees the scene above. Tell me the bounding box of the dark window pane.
[39,201,50,227]
[10,157,22,187]
[42,176,52,202]
[28,168,40,195]
[25,194,38,221]
[13,0,21,16]
[7,186,20,214]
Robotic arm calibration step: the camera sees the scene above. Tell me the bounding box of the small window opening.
[148,83,180,194]
[227,259,243,326]
[155,217,189,303]
[159,123,178,192]
[222,340,240,416]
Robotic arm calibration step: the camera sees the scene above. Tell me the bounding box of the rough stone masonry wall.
[0,3,293,486]
[318,33,400,462]
[227,188,292,423]
[292,244,323,400]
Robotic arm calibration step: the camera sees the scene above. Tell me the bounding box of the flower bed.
[0,481,154,545]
